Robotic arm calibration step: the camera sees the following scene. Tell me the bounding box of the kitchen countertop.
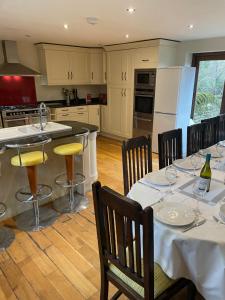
[44,98,107,108]
[0,121,98,148]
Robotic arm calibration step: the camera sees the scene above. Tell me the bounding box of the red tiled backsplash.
[0,76,37,106]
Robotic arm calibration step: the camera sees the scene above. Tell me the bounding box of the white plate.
[173,158,202,171]
[154,202,196,227]
[144,171,176,186]
[199,147,223,158]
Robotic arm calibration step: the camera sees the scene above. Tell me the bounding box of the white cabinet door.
[90,53,103,84]
[107,86,123,136]
[70,51,89,84]
[101,105,110,133]
[107,52,123,85]
[103,51,107,84]
[45,50,70,85]
[88,105,100,128]
[122,51,133,86]
[121,87,133,138]
[134,47,159,69]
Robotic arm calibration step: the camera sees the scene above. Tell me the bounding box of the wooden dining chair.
[219,113,225,141]
[158,129,182,169]
[201,116,220,147]
[187,123,205,156]
[122,135,152,195]
[92,181,196,300]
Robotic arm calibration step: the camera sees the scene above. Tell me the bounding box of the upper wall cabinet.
[89,51,103,84]
[107,50,133,86]
[37,44,105,85]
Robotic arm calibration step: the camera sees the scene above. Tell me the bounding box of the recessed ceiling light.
[125,34,129,39]
[64,24,68,29]
[188,24,194,30]
[86,17,98,25]
[126,7,135,14]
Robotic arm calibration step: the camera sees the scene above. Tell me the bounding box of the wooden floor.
[0,136,199,300]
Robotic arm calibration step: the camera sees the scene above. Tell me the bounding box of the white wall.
[0,40,106,102]
[176,36,225,66]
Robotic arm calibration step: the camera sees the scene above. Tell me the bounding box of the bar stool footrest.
[0,227,15,251]
[55,172,86,188]
[53,192,89,213]
[15,184,52,203]
[0,203,7,218]
[15,207,59,232]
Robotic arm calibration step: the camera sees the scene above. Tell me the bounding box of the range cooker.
[0,105,41,128]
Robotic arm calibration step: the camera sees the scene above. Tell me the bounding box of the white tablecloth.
[128,158,225,300]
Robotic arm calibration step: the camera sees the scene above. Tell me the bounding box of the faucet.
[39,102,47,131]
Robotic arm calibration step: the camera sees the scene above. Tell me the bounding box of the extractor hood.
[0,40,40,76]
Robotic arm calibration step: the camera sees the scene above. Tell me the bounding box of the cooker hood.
[0,40,40,76]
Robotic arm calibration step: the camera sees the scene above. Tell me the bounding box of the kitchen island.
[0,121,98,220]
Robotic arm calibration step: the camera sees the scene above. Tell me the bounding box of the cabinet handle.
[62,114,69,116]
[71,72,73,79]
[142,59,149,62]
[121,72,124,81]
[121,89,123,96]
[105,72,107,81]
[61,109,69,112]
[124,72,127,80]
[67,72,70,79]
[124,89,126,97]
[91,72,94,80]
[77,112,84,115]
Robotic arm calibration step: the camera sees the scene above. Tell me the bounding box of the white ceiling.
[0,0,225,46]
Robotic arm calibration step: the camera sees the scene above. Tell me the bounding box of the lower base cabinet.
[51,105,100,130]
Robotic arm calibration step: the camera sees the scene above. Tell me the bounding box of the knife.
[182,218,206,232]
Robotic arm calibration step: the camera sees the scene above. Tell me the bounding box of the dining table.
[127,144,225,300]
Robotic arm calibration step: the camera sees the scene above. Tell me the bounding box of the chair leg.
[111,290,122,300]
[187,282,196,300]
[100,271,109,300]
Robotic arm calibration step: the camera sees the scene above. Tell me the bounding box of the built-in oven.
[135,69,156,89]
[1,107,40,128]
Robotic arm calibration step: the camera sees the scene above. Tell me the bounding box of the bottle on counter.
[199,153,211,192]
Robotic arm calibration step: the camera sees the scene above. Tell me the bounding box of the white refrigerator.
[152,66,196,155]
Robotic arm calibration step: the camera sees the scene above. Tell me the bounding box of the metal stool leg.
[15,166,58,232]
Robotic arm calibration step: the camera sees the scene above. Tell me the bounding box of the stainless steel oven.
[1,107,40,128]
[133,69,156,138]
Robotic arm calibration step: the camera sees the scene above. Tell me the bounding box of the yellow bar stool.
[0,146,15,250]
[53,128,89,213]
[6,135,58,232]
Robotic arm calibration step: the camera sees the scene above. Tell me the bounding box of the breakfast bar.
[0,120,98,220]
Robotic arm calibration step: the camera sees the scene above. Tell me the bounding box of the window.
[191,52,225,123]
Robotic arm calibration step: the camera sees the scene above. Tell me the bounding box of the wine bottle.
[199,153,211,192]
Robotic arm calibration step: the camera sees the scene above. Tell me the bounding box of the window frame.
[191,51,225,118]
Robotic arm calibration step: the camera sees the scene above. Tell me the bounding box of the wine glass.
[190,154,201,176]
[215,143,223,168]
[192,180,207,216]
[165,166,177,194]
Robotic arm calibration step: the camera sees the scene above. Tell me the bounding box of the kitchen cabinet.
[37,44,105,85]
[70,51,89,84]
[134,47,159,68]
[44,50,70,85]
[51,105,100,130]
[104,86,133,138]
[107,50,133,86]
[89,53,103,84]
[88,105,100,127]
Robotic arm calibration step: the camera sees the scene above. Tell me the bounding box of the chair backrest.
[201,116,220,147]
[122,136,152,195]
[219,114,225,141]
[158,129,182,169]
[187,123,205,156]
[92,181,154,300]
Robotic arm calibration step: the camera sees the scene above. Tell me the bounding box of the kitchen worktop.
[43,97,107,108]
[0,121,98,147]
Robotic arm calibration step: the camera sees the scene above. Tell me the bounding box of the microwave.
[135,69,156,89]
